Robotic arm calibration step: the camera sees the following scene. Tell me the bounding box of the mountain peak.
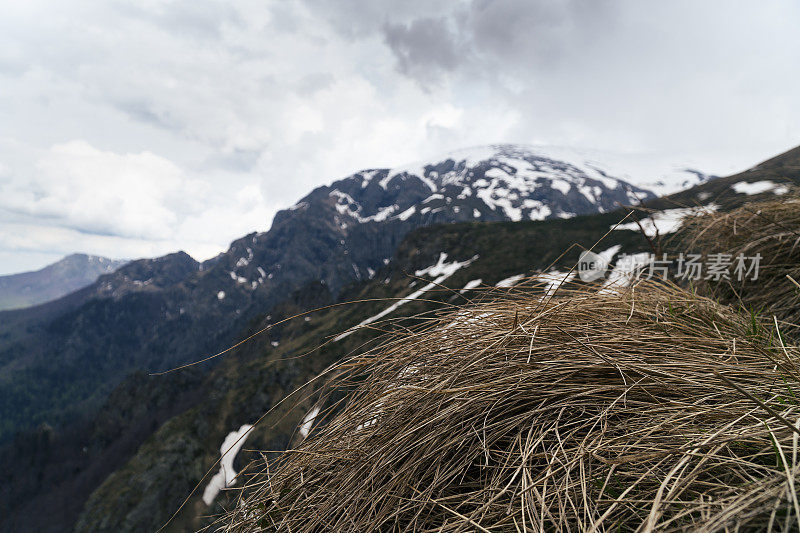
[398,143,711,195]
[297,143,660,228]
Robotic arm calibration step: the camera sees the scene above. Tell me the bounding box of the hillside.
[71,211,656,533]
[0,144,663,446]
[2,211,657,533]
[2,143,799,532]
[214,193,800,531]
[0,254,127,311]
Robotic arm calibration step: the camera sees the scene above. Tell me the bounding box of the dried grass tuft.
[221,280,800,532]
[678,196,800,336]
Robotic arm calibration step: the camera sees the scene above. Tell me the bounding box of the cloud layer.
[1,0,799,273]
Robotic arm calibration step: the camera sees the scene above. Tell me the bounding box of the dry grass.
[220,280,800,532]
[678,196,800,337]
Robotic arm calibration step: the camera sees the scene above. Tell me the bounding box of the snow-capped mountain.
[286,144,713,233]
[486,145,715,197]
[295,144,658,229]
[215,144,708,301]
[5,142,797,533]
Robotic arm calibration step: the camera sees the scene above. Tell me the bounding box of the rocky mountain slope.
[0,254,127,311]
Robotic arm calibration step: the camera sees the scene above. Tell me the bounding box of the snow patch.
[335,255,477,341]
[597,244,622,264]
[601,253,653,294]
[299,407,319,438]
[397,206,416,221]
[496,274,525,288]
[459,279,483,293]
[202,424,254,506]
[536,270,576,298]
[550,179,572,195]
[613,204,719,237]
[732,180,789,196]
[229,271,248,284]
[423,194,444,203]
[415,253,472,278]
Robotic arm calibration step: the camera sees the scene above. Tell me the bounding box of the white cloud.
[0,140,272,272]
[5,140,201,239]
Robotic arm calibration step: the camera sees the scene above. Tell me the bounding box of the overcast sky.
[1,0,799,274]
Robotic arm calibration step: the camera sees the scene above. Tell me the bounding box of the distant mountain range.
[0,254,127,311]
[0,144,668,445]
[2,143,796,532]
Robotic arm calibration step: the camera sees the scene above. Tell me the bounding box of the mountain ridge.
[0,254,128,311]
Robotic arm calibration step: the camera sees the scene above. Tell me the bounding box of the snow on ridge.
[493,144,712,197]
[459,278,483,293]
[731,180,789,196]
[288,201,309,211]
[335,254,478,341]
[302,144,719,232]
[613,204,719,237]
[495,274,525,288]
[299,144,723,234]
[380,163,435,191]
[202,424,254,506]
[330,189,401,223]
[441,145,502,168]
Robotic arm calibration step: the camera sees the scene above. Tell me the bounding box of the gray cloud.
[294,73,336,97]
[371,0,621,88]
[467,0,615,66]
[383,17,469,83]
[299,0,449,38]
[114,100,185,132]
